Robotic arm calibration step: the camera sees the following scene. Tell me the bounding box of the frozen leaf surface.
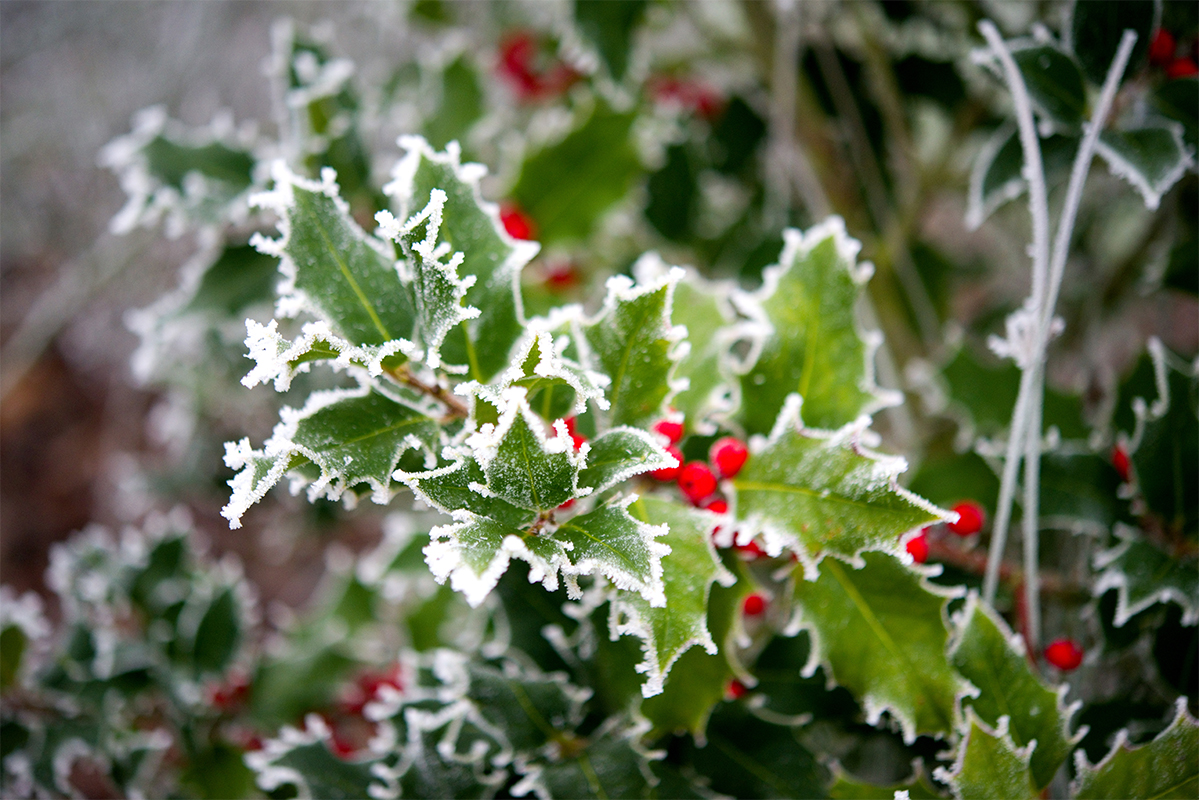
[1097,124,1193,211]
[790,552,972,743]
[934,712,1037,800]
[1093,526,1198,627]
[1071,699,1198,799]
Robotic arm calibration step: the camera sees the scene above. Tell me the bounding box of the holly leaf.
[949,594,1080,788]
[827,762,943,799]
[423,54,483,151]
[1068,0,1154,85]
[667,267,740,429]
[1097,124,1193,211]
[684,702,828,800]
[582,269,686,430]
[498,328,611,420]
[386,137,537,381]
[512,722,657,800]
[934,711,1037,800]
[247,717,385,800]
[1071,699,1199,799]
[1093,525,1199,627]
[1011,44,1088,130]
[610,496,736,698]
[733,399,949,577]
[735,218,895,434]
[511,104,642,245]
[1153,78,1199,153]
[966,125,1078,229]
[577,427,676,495]
[790,552,972,743]
[1128,349,1198,534]
[251,164,415,353]
[573,0,648,81]
[222,384,440,527]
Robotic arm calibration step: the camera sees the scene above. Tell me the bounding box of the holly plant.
[3,2,1197,799]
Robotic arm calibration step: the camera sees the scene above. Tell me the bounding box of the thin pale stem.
[983,363,1038,603]
[978,21,1051,308]
[1022,367,1044,649]
[767,0,802,227]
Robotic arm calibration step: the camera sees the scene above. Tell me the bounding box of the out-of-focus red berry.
[948,501,985,536]
[544,262,580,291]
[905,531,929,564]
[1111,444,1132,483]
[651,446,684,481]
[497,31,579,102]
[557,417,586,450]
[735,539,767,559]
[678,461,718,504]
[742,593,766,616]
[648,75,725,120]
[341,664,404,716]
[208,671,251,711]
[558,498,575,511]
[1166,57,1199,79]
[710,436,749,478]
[652,418,685,445]
[725,679,748,699]
[1150,29,1177,66]
[500,202,537,241]
[1044,638,1084,671]
[705,498,728,514]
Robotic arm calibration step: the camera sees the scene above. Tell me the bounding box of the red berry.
[544,262,580,291]
[1044,638,1084,671]
[650,446,683,481]
[208,671,250,711]
[705,498,728,514]
[558,498,575,511]
[742,593,766,616]
[652,418,685,445]
[500,202,537,240]
[905,531,929,564]
[1150,29,1177,66]
[1111,444,1132,483]
[710,437,749,479]
[1166,57,1199,79]
[735,539,767,559]
[725,679,748,699]
[678,461,718,504]
[329,734,357,759]
[948,501,985,536]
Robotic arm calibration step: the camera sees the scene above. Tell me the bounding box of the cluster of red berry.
[496,31,579,103]
[902,499,986,565]
[645,75,724,120]
[1149,28,1199,79]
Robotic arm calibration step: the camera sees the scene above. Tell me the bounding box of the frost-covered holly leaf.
[582,269,686,430]
[461,660,589,756]
[736,218,894,434]
[667,268,740,429]
[791,553,972,743]
[577,427,676,494]
[609,497,735,698]
[1153,78,1199,153]
[827,762,943,799]
[1097,124,1193,211]
[513,722,657,800]
[1068,0,1154,85]
[934,712,1037,800]
[250,163,417,352]
[511,104,642,245]
[573,0,647,81]
[1071,699,1199,799]
[684,702,827,800]
[733,400,949,577]
[247,717,385,800]
[406,393,669,608]
[386,137,537,381]
[496,328,610,420]
[1093,525,1198,627]
[1128,349,1198,534]
[1010,44,1087,130]
[222,384,440,527]
[965,125,1078,229]
[949,594,1080,788]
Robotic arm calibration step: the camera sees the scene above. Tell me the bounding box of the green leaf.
[463,659,589,755]
[378,188,484,370]
[247,720,384,800]
[934,711,1037,800]
[949,594,1079,788]
[577,427,676,494]
[733,402,948,576]
[0,626,25,690]
[143,135,254,191]
[253,164,416,348]
[668,269,739,427]
[573,0,648,81]
[1153,78,1199,153]
[183,242,279,316]
[1068,0,1153,85]
[1071,699,1199,799]
[612,496,735,698]
[499,328,610,419]
[190,587,240,675]
[389,137,537,381]
[582,268,685,430]
[511,104,642,245]
[791,553,972,743]
[736,219,894,434]
[827,763,943,799]
[222,385,440,527]
[966,126,1079,230]
[685,702,829,799]
[424,55,483,151]
[513,723,656,800]
[1097,124,1193,210]
[1011,44,1088,130]
[1129,350,1198,533]
[1093,525,1199,627]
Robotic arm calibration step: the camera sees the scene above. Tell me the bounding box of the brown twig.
[383,364,470,421]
